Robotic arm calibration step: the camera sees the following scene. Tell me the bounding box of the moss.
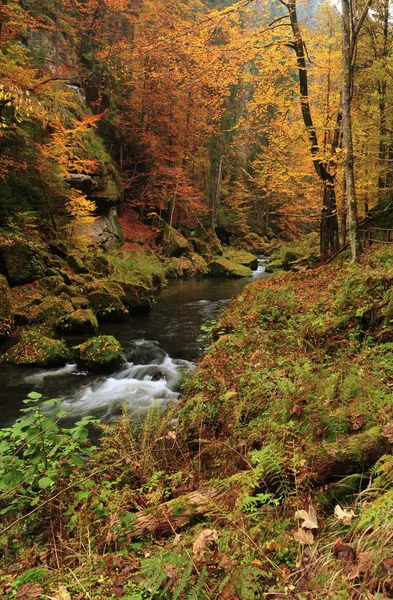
[166,257,192,279]
[0,274,14,338]
[39,275,65,292]
[71,296,90,309]
[53,283,79,297]
[208,258,252,278]
[26,296,74,325]
[86,254,113,276]
[223,247,258,269]
[112,280,153,313]
[55,309,98,336]
[73,335,124,372]
[187,252,208,275]
[66,253,89,274]
[265,259,285,273]
[4,330,70,367]
[161,222,190,257]
[0,240,45,285]
[88,290,129,322]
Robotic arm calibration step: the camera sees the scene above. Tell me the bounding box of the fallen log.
[130,471,253,538]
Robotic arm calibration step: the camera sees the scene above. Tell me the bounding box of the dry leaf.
[53,586,71,600]
[293,528,315,545]
[334,504,356,525]
[192,528,218,560]
[382,423,393,443]
[348,551,372,580]
[164,565,178,579]
[172,533,182,547]
[295,505,318,529]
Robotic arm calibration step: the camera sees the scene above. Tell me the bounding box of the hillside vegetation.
[2,247,393,598]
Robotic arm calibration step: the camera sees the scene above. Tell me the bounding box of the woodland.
[2,0,393,598]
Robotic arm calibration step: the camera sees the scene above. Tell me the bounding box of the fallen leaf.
[172,533,182,547]
[334,504,356,525]
[164,565,178,579]
[333,538,357,563]
[348,551,372,579]
[295,505,318,529]
[293,528,315,545]
[53,586,71,600]
[192,529,218,560]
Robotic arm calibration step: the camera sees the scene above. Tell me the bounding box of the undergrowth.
[3,248,393,598]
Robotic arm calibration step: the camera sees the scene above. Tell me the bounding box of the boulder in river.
[73,335,124,372]
[208,258,252,278]
[4,330,70,367]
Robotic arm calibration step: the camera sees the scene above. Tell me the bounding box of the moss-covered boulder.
[112,281,153,313]
[66,253,89,274]
[0,274,14,338]
[161,222,190,257]
[223,247,258,270]
[187,252,208,275]
[166,257,193,279]
[27,296,74,325]
[191,236,223,259]
[71,296,90,310]
[39,275,65,292]
[265,259,285,273]
[55,309,98,336]
[86,254,113,276]
[88,290,129,321]
[208,258,252,278]
[53,283,79,297]
[73,335,124,372]
[4,330,70,367]
[0,240,45,285]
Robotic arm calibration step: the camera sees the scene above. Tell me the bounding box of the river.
[0,260,269,425]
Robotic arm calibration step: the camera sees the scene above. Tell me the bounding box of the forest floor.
[2,246,393,599]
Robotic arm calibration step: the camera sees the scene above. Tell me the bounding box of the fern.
[240,492,280,513]
[249,442,289,497]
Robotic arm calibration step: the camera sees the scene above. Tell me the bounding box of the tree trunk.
[281,0,339,259]
[341,0,362,262]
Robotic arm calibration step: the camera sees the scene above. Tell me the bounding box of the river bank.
[3,248,393,598]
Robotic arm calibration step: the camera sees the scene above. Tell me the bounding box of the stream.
[0,260,269,425]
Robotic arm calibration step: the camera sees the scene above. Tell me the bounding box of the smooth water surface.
[0,260,268,424]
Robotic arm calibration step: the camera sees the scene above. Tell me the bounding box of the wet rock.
[208,258,252,278]
[4,330,70,367]
[113,281,153,314]
[73,335,124,372]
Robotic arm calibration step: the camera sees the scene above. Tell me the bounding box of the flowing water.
[0,260,269,425]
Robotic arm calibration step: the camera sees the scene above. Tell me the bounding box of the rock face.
[73,335,124,372]
[74,207,124,249]
[4,330,70,367]
[0,274,13,338]
[208,258,252,278]
[0,240,45,285]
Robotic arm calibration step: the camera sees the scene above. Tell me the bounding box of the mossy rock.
[166,257,193,279]
[191,236,223,259]
[112,280,153,314]
[265,259,285,273]
[66,253,89,274]
[161,222,190,257]
[223,247,258,270]
[71,296,90,310]
[55,309,98,336]
[48,239,68,259]
[0,240,45,285]
[73,335,124,372]
[88,290,129,322]
[4,330,70,367]
[0,274,14,338]
[39,275,64,292]
[53,283,79,297]
[86,254,113,276]
[187,253,208,275]
[208,258,251,278]
[26,296,74,325]
[239,233,270,254]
